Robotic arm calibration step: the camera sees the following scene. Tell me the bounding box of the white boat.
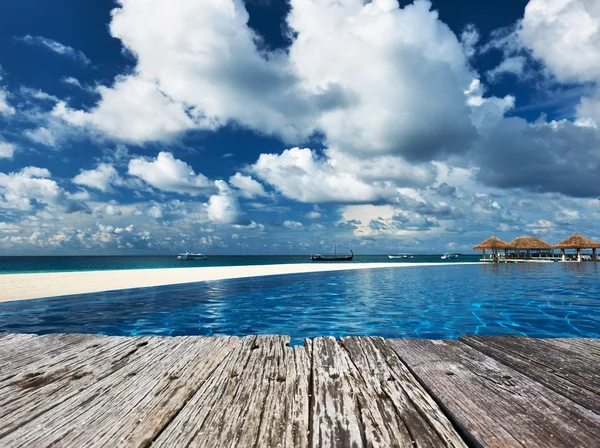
[388,254,414,259]
[441,253,459,259]
[177,252,207,261]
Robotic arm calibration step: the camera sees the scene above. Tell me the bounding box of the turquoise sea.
[0,257,598,345]
[0,254,477,274]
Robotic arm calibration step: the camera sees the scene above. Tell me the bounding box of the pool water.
[1,263,598,346]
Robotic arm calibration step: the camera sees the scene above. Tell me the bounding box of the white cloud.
[228,172,269,198]
[0,140,16,159]
[283,220,303,229]
[0,70,15,116]
[128,151,211,195]
[486,56,527,81]
[461,24,480,59]
[17,35,91,65]
[207,180,241,224]
[305,211,322,220]
[518,0,600,84]
[56,0,479,167]
[487,0,600,127]
[24,127,57,147]
[73,163,123,193]
[251,147,398,203]
[21,167,51,178]
[0,89,15,116]
[53,76,198,144]
[340,204,439,237]
[287,0,477,161]
[0,167,65,211]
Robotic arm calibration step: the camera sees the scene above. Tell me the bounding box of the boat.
[177,252,207,261]
[441,253,459,259]
[388,254,414,259]
[311,243,353,261]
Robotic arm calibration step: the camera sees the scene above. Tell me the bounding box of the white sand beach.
[0,262,478,303]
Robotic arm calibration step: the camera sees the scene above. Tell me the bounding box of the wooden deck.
[0,334,598,447]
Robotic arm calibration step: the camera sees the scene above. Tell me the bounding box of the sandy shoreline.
[0,262,478,303]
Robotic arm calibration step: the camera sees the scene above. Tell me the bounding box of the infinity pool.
[1,263,598,345]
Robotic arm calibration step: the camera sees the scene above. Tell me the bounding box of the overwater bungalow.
[473,235,510,262]
[553,232,600,262]
[505,236,556,262]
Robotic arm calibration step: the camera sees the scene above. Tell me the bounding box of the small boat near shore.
[177,252,207,261]
[388,254,414,259]
[441,253,459,260]
[311,243,353,261]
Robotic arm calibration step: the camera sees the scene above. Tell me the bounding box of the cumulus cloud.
[128,151,212,195]
[251,147,399,203]
[17,35,91,65]
[486,0,600,127]
[53,0,330,144]
[288,0,477,161]
[207,180,241,224]
[0,166,66,211]
[53,77,198,144]
[283,220,303,229]
[55,0,480,165]
[518,0,600,84]
[229,172,270,198]
[73,163,123,193]
[0,140,16,159]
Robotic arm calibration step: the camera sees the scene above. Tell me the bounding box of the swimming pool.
[1,263,598,345]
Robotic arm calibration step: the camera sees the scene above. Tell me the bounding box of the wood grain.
[389,338,600,448]
[460,335,600,412]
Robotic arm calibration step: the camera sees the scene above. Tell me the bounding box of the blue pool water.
[1,263,598,345]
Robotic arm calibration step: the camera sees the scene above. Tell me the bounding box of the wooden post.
[577,248,581,262]
[561,249,566,262]
[593,248,597,261]
[482,250,485,261]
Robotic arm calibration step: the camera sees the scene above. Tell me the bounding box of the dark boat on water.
[311,243,353,261]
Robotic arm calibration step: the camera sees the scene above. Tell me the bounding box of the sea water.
[0,254,477,274]
[1,262,598,345]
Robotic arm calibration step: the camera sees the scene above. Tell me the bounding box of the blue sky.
[0,0,599,255]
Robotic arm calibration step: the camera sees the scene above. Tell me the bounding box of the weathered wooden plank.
[340,337,467,447]
[310,336,365,447]
[460,335,600,412]
[0,333,119,383]
[0,334,154,438]
[256,339,311,447]
[0,333,37,347]
[389,338,600,448]
[154,335,310,448]
[544,337,600,358]
[0,335,239,447]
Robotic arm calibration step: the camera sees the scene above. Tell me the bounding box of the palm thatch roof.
[507,236,552,250]
[553,233,600,249]
[473,235,510,250]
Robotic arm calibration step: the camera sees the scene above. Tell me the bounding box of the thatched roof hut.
[473,235,510,250]
[553,233,600,249]
[507,236,552,250]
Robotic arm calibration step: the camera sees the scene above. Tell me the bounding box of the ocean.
[0,254,478,274]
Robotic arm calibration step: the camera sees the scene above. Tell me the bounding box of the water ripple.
[1,263,599,345]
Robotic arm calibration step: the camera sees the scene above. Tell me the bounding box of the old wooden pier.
[0,333,598,447]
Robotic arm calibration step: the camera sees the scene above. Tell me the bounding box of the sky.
[0,0,599,255]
